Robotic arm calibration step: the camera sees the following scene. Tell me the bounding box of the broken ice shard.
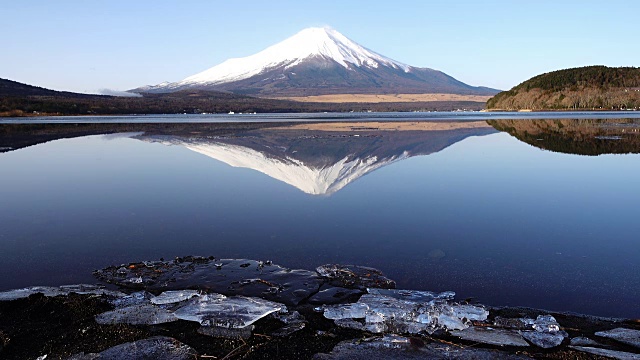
[173,293,283,328]
[532,315,561,333]
[151,290,200,305]
[0,284,123,301]
[95,304,178,325]
[323,289,488,334]
[323,302,368,320]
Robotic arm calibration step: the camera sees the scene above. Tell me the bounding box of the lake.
[1,113,639,318]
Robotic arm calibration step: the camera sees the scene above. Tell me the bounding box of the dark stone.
[316,264,396,290]
[308,285,364,305]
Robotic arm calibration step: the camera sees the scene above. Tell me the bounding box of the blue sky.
[2,0,638,93]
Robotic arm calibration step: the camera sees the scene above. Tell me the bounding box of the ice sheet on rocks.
[95,304,178,325]
[109,291,154,308]
[316,264,396,290]
[323,290,488,334]
[173,293,283,328]
[67,336,197,360]
[94,257,323,306]
[451,327,529,347]
[595,328,640,349]
[308,285,364,304]
[151,290,200,305]
[0,284,124,301]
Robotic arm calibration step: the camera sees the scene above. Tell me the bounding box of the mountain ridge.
[135,27,499,97]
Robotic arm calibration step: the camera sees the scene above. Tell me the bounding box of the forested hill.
[487,66,640,110]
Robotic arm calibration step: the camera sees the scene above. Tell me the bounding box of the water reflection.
[488,119,640,155]
[135,122,496,195]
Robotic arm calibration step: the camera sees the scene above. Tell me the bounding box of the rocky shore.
[0,256,638,359]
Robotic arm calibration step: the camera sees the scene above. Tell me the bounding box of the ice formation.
[173,294,283,328]
[323,289,488,334]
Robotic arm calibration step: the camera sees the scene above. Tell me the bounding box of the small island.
[486,66,640,111]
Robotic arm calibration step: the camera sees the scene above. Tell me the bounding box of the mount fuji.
[134,27,499,97]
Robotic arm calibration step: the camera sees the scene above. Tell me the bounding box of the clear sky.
[2,0,638,94]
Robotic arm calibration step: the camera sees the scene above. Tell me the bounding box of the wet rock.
[596,328,640,349]
[450,327,529,347]
[173,293,283,328]
[0,285,123,301]
[150,290,200,305]
[569,346,640,360]
[95,304,178,325]
[68,336,197,359]
[521,330,566,348]
[316,264,396,290]
[270,310,307,337]
[95,258,323,306]
[493,316,534,330]
[197,325,254,339]
[314,336,532,359]
[570,336,601,346]
[308,285,364,305]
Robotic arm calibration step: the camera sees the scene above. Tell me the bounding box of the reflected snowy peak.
[135,122,496,195]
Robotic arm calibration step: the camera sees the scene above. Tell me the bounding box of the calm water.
[1,115,639,318]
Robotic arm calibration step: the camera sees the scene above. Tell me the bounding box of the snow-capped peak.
[175,27,412,87]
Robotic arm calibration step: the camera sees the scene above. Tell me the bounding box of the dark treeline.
[487,66,640,110]
[0,79,485,116]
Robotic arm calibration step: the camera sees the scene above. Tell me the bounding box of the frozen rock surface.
[451,327,529,347]
[521,330,566,348]
[150,290,200,305]
[314,337,532,359]
[596,328,640,349]
[316,264,396,290]
[173,293,283,328]
[94,257,324,306]
[323,289,487,334]
[569,346,640,360]
[68,336,197,359]
[95,304,178,325]
[0,285,122,301]
[367,288,454,303]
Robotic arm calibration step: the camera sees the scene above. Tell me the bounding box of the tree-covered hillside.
[487,66,640,110]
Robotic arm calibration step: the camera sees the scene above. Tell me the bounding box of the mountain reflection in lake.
[0,119,639,318]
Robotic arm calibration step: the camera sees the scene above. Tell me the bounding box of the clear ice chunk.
[173,294,283,328]
[532,315,561,333]
[0,285,123,301]
[109,291,154,308]
[151,290,200,305]
[95,304,178,325]
[323,289,488,334]
[323,302,368,320]
[451,304,489,321]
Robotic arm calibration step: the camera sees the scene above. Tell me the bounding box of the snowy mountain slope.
[135,27,499,96]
